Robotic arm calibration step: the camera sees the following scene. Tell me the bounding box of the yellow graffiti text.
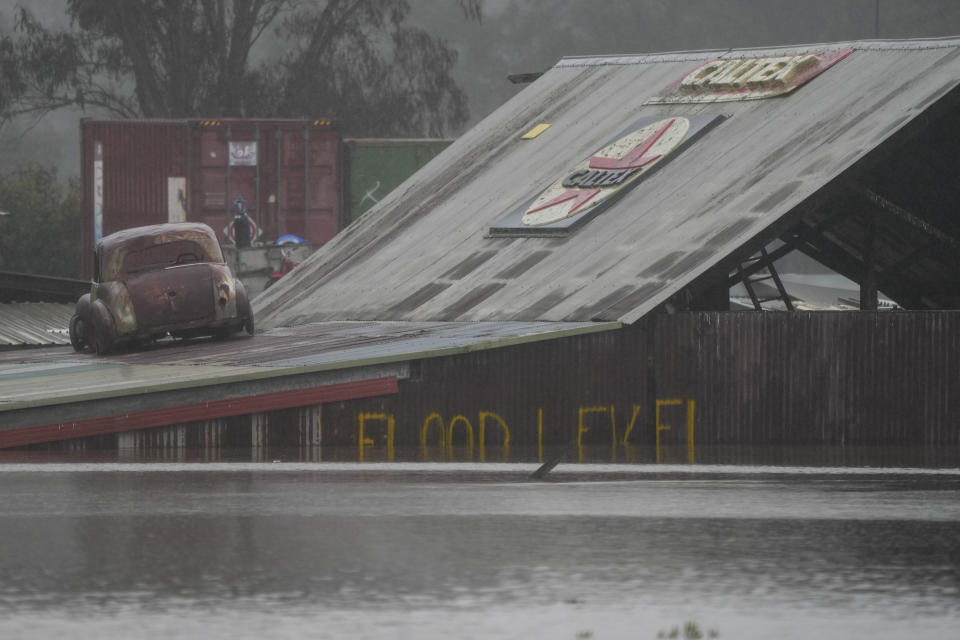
[479,411,510,461]
[357,412,396,461]
[655,399,696,464]
[354,399,696,464]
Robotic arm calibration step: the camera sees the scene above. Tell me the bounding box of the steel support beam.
[846,182,960,251]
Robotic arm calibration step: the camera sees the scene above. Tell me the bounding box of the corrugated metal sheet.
[255,37,960,328]
[319,325,648,449]
[316,311,960,453]
[80,120,190,277]
[0,303,74,347]
[653,311,960,446]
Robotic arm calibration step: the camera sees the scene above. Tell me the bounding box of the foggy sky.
[4,0,960,177]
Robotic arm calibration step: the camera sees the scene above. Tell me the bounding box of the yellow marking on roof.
[521,123,551,139]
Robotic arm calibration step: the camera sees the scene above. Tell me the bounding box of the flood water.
[1,461,958,639]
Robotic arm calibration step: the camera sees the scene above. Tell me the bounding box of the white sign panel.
[167,177,187,223]
[94,142,103,243]
[229,141,258,166]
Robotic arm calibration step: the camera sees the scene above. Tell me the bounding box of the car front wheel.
[69,314,87,352]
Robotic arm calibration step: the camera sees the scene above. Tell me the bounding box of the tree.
[1,0,481,136]
[275,2,473,135]
[0,15,28,124]
[0,164,81,278]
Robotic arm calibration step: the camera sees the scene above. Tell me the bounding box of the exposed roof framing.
[847,183,960,252]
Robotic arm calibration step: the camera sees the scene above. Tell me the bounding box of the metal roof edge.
[556,49,727,67]
[721,37,960,57]
[555,35,960,68]
[261,320,623,367]
[343,138,455,144]
[0,321,622,413]
[80,117,338,127]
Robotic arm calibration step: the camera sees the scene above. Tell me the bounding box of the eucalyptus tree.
[1,0,481,135]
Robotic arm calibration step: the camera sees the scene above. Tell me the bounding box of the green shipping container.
[344,138,453,223]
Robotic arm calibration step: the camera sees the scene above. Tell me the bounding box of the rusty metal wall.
[321,312,960,460]
[320,325,651,456]
[653,311,960,447]
[81,120,190,277]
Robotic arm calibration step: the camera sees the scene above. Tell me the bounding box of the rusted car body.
[70,223,254,355]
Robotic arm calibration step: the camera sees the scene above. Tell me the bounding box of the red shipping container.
[80,118,342,278]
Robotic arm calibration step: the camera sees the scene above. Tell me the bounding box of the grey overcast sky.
[4,0,960,176]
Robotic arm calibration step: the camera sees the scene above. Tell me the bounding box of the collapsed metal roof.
[256,38,960,329]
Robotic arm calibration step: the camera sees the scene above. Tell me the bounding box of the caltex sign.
[651,49,852,104]
[522,117,689,227]
[489,114,723,237]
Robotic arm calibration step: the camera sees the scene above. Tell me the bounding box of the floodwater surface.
[0,462,958,639]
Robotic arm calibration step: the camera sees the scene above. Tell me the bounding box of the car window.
[122,240,216,275]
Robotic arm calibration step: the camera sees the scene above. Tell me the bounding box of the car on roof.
[70,222,254,355]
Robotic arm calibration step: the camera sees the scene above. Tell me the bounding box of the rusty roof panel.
[254,37,960,328]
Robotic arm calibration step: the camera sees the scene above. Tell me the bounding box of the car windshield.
[122,239,217,275]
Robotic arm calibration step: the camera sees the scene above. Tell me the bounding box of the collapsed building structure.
[2,37,959,463]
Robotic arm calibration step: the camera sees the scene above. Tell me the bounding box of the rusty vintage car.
[70,223,254,355]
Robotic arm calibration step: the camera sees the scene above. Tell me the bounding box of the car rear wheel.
[94,322,114,355]
[91,307,116,356]
[244,314,255,335]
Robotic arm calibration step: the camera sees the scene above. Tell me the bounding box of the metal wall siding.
[320,326,649,448]
[322,312,960,450]
[652,312,960,446]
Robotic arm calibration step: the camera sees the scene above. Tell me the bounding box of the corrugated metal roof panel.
[0,303,74,347]
[0,320,618,411]
[254,37,960,328]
